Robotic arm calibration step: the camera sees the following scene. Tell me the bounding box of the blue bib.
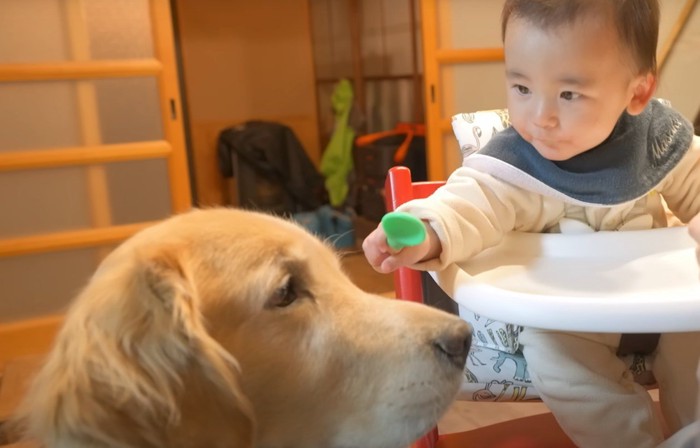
[463,99,694,206]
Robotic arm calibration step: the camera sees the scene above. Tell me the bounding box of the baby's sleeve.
[399,166,563,270]
[658,135,700,223]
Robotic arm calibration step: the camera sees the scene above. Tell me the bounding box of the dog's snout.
[433,321,471,368]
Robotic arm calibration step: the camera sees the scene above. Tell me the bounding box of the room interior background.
[0,0,698,364]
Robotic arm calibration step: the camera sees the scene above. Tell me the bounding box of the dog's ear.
[15,248,257,447]
[132,249,258,445]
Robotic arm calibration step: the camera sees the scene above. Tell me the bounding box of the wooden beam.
[0,59,162,82]
[348,0,367,116]
[440,118,452,133]
[0,141,171,172]
[436,48,504,65]
[150,0,193,213]
[409,0,424,123]
[420,0,443,180]
[65,0,113,261]
[0,222,156,258]
[658,0,697,71]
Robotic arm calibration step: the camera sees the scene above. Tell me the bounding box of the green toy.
[381,211,427,250]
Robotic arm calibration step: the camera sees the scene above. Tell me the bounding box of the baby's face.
[504,15,647,161]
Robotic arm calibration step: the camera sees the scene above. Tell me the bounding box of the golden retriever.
[13,208,471,448]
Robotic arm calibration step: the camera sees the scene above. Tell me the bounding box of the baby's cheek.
[509,121,530,142]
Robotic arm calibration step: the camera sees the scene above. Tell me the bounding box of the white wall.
[656,0,700,122]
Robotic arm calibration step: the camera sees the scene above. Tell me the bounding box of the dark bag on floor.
[218,121,327,215]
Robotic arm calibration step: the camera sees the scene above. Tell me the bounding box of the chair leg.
[410,427,438,448]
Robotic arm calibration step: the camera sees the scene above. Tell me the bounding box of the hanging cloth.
[320,79,356,207]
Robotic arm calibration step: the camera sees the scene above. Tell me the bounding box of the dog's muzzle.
[433,321,472,368]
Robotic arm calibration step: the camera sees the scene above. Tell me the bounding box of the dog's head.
[16,208,470,448]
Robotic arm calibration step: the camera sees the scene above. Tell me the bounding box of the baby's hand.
[689,213,700,268]
[362,222,439,273]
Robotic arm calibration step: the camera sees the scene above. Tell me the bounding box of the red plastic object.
[384,166,444,306]
[384,166,444,448]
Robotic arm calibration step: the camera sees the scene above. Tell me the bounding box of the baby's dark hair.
[501,0,659,75]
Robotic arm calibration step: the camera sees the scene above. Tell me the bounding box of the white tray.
[431,226,700,332]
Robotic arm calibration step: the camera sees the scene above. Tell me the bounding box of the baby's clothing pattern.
[400,101,700,446]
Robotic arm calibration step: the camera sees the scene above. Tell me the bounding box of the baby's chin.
[514,127,592,161]
[530,139,589,162]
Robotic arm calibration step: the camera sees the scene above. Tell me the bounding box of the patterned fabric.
[458,304,520,354]
[451,109,510,160]
[459,344,536,402]
[460,341,655,402]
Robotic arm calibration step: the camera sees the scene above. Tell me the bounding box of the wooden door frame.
[0,0,190,364]
[0,0,190,259]
[419,0,503,181]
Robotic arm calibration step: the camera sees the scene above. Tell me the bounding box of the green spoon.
[381,211,427,250]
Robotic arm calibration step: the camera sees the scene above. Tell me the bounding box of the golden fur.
[14,208,470,448]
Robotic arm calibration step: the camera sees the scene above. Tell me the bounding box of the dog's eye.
[269,278,299,308]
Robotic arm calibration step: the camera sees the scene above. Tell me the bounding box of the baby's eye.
[514,85,530,95]
[560,91,580,101]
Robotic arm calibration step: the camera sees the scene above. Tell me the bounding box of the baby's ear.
[626,72,656,115]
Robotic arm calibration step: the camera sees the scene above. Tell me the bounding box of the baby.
[363,0,700,446]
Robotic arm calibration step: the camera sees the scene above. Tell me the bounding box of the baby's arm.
[659,135,700,222]
[690,213,700,268]
[362,166,563,273]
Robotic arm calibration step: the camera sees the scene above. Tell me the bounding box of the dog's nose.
[433,321,471,368]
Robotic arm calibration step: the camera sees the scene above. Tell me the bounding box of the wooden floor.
[340,249,396,295]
